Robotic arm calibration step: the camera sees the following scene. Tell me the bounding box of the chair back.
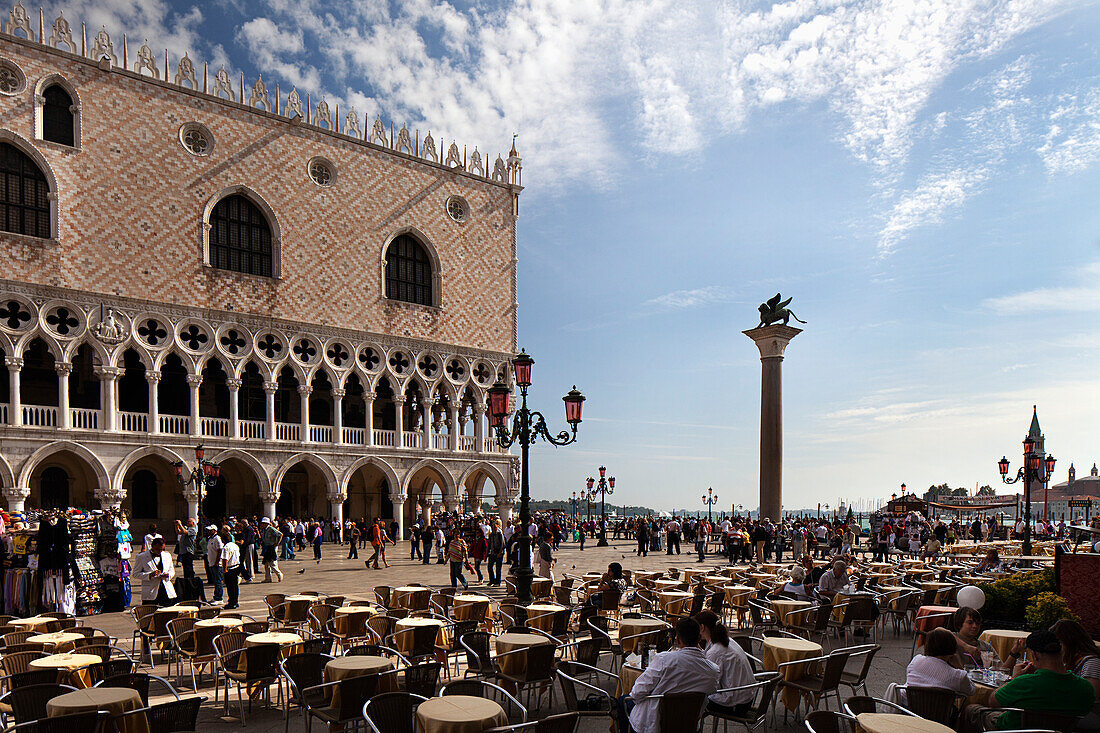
[212,631,246,672]
[843,696,877,716]
[280,652,331,704]
[536,712,581,733]
[77,643,112,662]
[133,696,204,733]
[657,691,707,733]
[366,614,397,643]
[374,585,392,608]
[407,623,439,657]
[26,710,109,733]
[264,593,287,621]
[903,685,959,725]
[97,672,152,705]
[748,673,781,719]
[1019,709,1080,733]
[10,668,64,687]
[84,659,136,686]
[335,673,380,720]
[1,650,45,677]
[309,603,335,636]
[403,661,441,697]
[600,588,622,612]
[242,643,281,681]
[363,692,427,733]
[6,683,76,724]
[516,643,556,683]
[708,590,725,614]
[819,651,852,691]
[461,631,493,674]
[550,608,572,640]
[805,710,855,733]
[3,630,32,647]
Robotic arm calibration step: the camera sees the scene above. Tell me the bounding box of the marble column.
[298,385,312,442]
[329,493,345,530]
[146,371,161,434]
[4,486,29,512]
[227,378,241,439]
[55,362,72,429]
[390,493,406,540]
[263,381,277,441]
[473,403,486,452]
[498,497,515,525]
[95,487,126,512]
[262,492,277,520]
[6,357,22,426]
[184,486,201,522]
[186,374,202,437]
[364,395,375,446]
[394,395,406,447]
[423,397,436,450]
[95,366,120,432]
[743,324,801,523]
[332,388,344,445]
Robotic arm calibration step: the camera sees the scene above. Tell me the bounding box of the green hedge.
[975,570,1075,630]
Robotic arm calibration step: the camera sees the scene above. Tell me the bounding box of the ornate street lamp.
[702,487,718,524]
[488,349,585,605]
[569,491,580,526]
[585,477,594,526]
[586,466,615,546]
[174,444,220,521]
[997,409,1055,557]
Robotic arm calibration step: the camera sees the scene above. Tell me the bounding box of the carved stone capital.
[54,362,73,377]
[144,371,162,384]
[326,492,347,503]
[226,378,242,389]
[95,487,127,508]
[743,325,802,360]
[185,374,203,387]
[260,491,278,504]
[473,403,486,416]
[262,381,278,394]
[393,395,407,405]
[182,486,201,502]
[4,357,23,370]
[93,366,121,380]
[297,385,313,396]
[3,486,29,500]
[331,389,346,399]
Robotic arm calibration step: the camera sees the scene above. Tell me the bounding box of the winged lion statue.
[757,293,807,328]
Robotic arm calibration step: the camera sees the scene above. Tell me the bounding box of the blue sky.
[63,0,1100,512]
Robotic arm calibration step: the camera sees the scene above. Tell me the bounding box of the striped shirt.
[905,654,975,695]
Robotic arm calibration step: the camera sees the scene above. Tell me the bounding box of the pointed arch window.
[0,142,50,238]
[385,234,434,306]
[209,194,273,277]
[42,84,75,146]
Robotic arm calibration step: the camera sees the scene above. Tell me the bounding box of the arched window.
[0,142,50,238]
[42,85,74,146]
[130,469,158,519]
[385,234,433,306]
[209,194,273,277]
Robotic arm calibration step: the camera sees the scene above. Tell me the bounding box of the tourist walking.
[470,528,486,582]
[260,517,284,582]
[421,523,433,564]
[220,525,240,609]
[537,533,555,581]
[347,522,360,559]
[175,517,197,579]
[312,521,323,563]
[487,519,505,586]
[636,520,649,557]
[237,518,255,583]
[409,522,421,560]
[447,528,470,589]
[205,524,224,604]
[435,525,446,563]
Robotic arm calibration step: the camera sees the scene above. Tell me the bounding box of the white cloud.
[645,287,736,310]
[1038,88,1100,175]
[984,262,1100,315]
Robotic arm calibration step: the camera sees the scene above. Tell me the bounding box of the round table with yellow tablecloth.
[525,603,564,632]
[30,652,102,688]
[47,687,149,733]
[393,617,448,653]
[527,576,554,598]
[653,579,684,591]
[494,631,552,675]
[325,655,397,708]
[10,615,58,631]
[657,590,693,615]
[155,604,199,618]
[393,586,432,610]
[618,664,644,696]
[701,575,730,586]
[980,629,1031,665]
[26,631,82,652]
[762,636,822,711]
[876,586,910,602]
[333,605,378,634]
[618,618,668,655]
[723,584,755,606]
[770,598,812,627]
[856,712,954,733]
[416,694,507,733]
[193,617,243,656]
[453,594,493,623]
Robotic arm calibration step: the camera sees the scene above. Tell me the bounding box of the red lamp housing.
[609,477,615,489]
[599,466,606,479]
[1023,437,1035,455]
[512,350,534,387]
[173,462,184,479]
[586,477,594,490]
[194,445,205,461]
[1027,453,1041,472]
[487,380,510,428]
[998,456,1010,476]
[1045,454,1057,476]
[891,493,897,501]
[563,387,585,425]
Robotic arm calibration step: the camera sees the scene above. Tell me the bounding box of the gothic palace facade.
[0,5,521,536]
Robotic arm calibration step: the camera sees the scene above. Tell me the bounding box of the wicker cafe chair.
[494,642,557,713]
[843,696,919,717]
[556,660,618,728]
[2,710,109,733]
[113,696,205,733]
[460,631,499,679]
[362,692,428,733]
[898,685,965,726]
[1,683,78,725]
[302,673,380,732]
[219,643,282,724]
[702,672,782,733]
[441,679,528,723]
[652,691,708,733]
[94,672,179,706]
[804,710,857,733]
[402,661,442,698]
[777,650,852,714]
[278,652,333,733]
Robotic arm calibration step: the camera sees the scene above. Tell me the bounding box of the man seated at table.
[587,562,627,608]
[817,560,848,600]
[964,629,1095,731]
[618,617,719,733]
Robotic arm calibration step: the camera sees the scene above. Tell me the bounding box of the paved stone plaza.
[88,536,917,732]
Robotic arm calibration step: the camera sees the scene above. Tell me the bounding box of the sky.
[54,0,1100,512]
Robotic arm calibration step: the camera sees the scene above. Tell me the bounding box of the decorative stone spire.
[1069,463,1076,484]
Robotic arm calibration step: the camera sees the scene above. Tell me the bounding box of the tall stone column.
[262,491,277,520]
[389,492,406,540]
[744,324,801,523]
[423,397,436,450]
[55,362,72,429]
[146,372,161,434]
[184,486,201,522]
[332,389,345,445]
[96,367,120,432]
[6,357,22,426]
[394,395,406,447]
[186,374,202,437]
[329,493,345,530]
[4,486,29,512]
[227,378,241,439]
[298,385,312,442]
[473,403,486,452]
[364,395,375,446]
[263,381,277,441]
[498,497,515,525]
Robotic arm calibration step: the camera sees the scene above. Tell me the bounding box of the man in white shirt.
[133,536,177,605]
[220,526,241,610]
[205,525,224,604]
[619,618,719,733]
[817,559,848,600]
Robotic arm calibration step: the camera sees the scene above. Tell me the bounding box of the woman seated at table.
[1052,619,1100,729]
[695,610,755,716]
[975,549,1003,573]
[587,562,628,608]
[780,567,813,601]
[951,606,996,666]
[904,628,975,701]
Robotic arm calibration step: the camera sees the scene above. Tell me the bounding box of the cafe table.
[770,598,812,628]
[723,584,754,604]
[416,694,507,733]
[394,617,448,653]
[453,593,493,623]
[980,629,1031,665]
[701,574,730,586]
[856,712,954,733]
[393,586,432,609]
[618,618,667,654]
[653,579,684,591]
[869,562,895,571]
[526,603,564,632]
[26,631,81,652]
[325,655,397,708]
[494,631,552,675]
[10,615,58,631]
[47,687,149,733]
[155,604,199,618]
[30,652,102,687]
[762,636,822,710]
[680,569,703,583]
[657,590,693,615]
[876,586,910,602]
[920,581,954,592]
[618,663,644,695]
[527,576,553,598]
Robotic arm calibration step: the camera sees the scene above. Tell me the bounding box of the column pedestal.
[743,325,801,523]
[390,495,405,540]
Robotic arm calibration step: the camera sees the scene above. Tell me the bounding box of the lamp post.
[702,487,718,524]
[174,444,220,521]
[586,466,615,546]
[570,491,580,527]
[487,350,585,605]
[997,420,1055,558]
[585,479,593,526]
